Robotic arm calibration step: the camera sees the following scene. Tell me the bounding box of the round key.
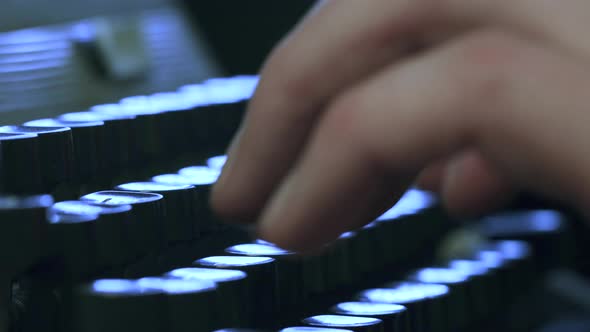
[323,232,356,289]
[302,315,383,332]
[169,88,216,154]
[179,83,246,151]
[331,302,407,332]
[281,328,353,332]
[480,210,572,270]
[116,182,196,243]
[153,170,219,233]
[201,77,253,136]
[47,208,98,278]
[146,92,199,156]
[195,256,277,326]
[80,191,165,256]
[207,155,227,171]
[94,101,162,164]
[409,268,471,330]
[51,200,132,268]
[73,279,166,332]
[380,190,443,255]
[166,267,249,327]
[492,240,535,298]
[449,259,497,321]
[0,194,53,275]
[0,125,74,191]
[24,118,105,181]
[226,243,305,311]
[177,165,220,178]
[59,111,136,174]
[216,330,272,332]
[0,133,43,194]
[358,282,450,332]
[351,222,380,277]
[138,277,219,332]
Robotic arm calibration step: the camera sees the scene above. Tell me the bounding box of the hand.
[211,0,590,252]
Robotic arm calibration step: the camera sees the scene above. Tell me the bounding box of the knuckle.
[454,29,525,106]
[320,90,375,153]
[320,92,367,143]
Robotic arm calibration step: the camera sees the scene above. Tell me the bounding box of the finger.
[442,150,514,217]
[415,158,448,192]
[214,0,590,223]
[211,0,456,221]
[257,28,590,251]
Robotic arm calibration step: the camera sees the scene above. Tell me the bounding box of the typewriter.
[1,1,589,331]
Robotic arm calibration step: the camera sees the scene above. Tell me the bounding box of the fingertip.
[441,151,514,218]
[415,160,447,192]
[210,182,258,224]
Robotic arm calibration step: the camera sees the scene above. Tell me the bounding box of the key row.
[0,76,256,195]
[2,155,225,280]
[69,209,573,331]
[69,239,535,332]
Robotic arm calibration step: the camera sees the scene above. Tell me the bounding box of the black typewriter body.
[0,2,589,332]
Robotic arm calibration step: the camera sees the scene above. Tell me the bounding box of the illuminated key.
[47,209,99,278]
[358,282,450,332]
[0,133,43,193]
[195,256,276,326]
[52,200,133,268]
[73,279,166,332]
[24,118,105,181]
[226,243,305,311]
[81,191,165,256]
[166,267,249,327]
[0,125,74,191]
[480,210,572,271]
[0,194,52,275]
[408,268,470,330]
[116,181,196,242]
[153,170,219,233]
[138,277,219,331]
[331,302,407,332]
[302,315,383,332]
[60,111,136,173]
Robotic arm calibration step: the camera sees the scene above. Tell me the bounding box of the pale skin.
[211,0,590,252]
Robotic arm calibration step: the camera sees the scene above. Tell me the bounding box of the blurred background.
[0,0,315,124]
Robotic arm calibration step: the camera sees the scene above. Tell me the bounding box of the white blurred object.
[0,4,221,124]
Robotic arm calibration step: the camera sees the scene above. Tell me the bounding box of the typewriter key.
[195,256,276,326]
[449,259,498,321]
[226,243,305,312]
[281,328,353,332]
[0,133,42,194]
[207,155,228,171]
[24,118,105,181]
[52,200,132,268]
[0,194,53,275]
[331,302,407,332]
[81,191,165,256]
[480,210,572,270]
[166,267,249,327]
[60,111,136,174]
[359,282,450,332]
[47,210,99,278]
[74,279,166,332]
[116,182,196,242]
[302,315,383,332]
[408,268,470,330]
[154,170,219,233]
[0,125,74,191]
[138,277,219,332]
